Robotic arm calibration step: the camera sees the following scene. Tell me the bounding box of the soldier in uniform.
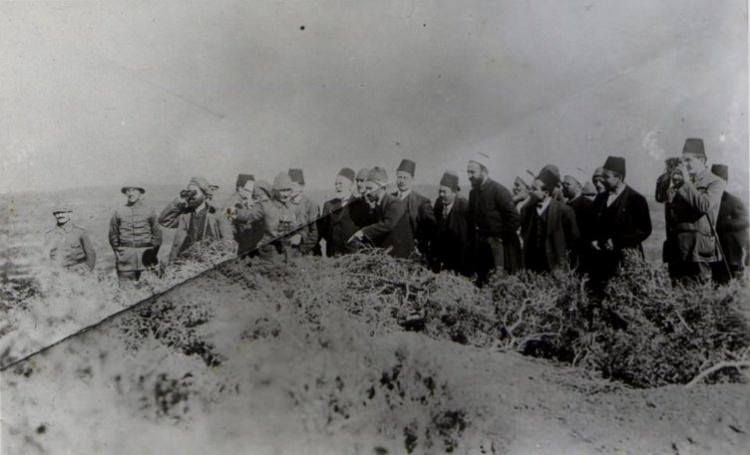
[288,169,320,255]
[318,168,361,257]
[349,167,414,258]
[521,168,580,273]
[466,151,522,285]
[159,176,236,263]
[590,156,652,287]
[710,164,748,283]
[430,171,472,276]
[231,172,301,262]
[393,159,436,258]
[109,185,162,282]
[45,206,96,272]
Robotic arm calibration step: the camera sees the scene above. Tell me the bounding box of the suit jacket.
[394,190,436,254]
[567,195,593,241]
[159,200,236,263]
[468,178,521,239]
[361,193,414,258]
[318,196,360,257]
[716,191,749,268]
[592,185,652,255]
[521,200,580,271]
[431,197,472,275]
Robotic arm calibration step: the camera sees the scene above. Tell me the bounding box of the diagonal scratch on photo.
[1,0,749,453]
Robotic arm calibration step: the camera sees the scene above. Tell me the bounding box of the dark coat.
[394,190,436,254]
[567,195,594,241]
[716,191,749,269]
[431,197,472,276]
[159,200,236,263]
[318,196,361,257]
[520,200,580,272]
[361,193,415,259]
[468,178,522,274]
[591,185,652,257]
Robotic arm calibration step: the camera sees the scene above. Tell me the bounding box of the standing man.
[45,206,96,273]
[230,172,302,261]
[349,167,414,258]
[350,167,376,228]
[225,173,259,256]
[159,176,236,263]
[467,152,522,285]
[592,167,607,196]
[656,139,726,284]
[318,168,361,257]
[562,174,593,271]
[288,168,320,255]
[710,164,748,283]
[430,171,472,276]
[590,156,652,286]
[521,168,580,273]
[393,159,436,257]
[109,185,162,282]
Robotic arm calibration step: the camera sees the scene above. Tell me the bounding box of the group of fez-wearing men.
[46,137,748,290]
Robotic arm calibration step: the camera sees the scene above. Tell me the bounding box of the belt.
[119,241,153,248]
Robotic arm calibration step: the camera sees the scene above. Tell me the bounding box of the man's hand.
[347,230,364,244]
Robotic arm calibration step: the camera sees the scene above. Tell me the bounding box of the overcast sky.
[1,0,747,195]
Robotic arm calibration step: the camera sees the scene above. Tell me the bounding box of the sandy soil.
[2,257,747,455]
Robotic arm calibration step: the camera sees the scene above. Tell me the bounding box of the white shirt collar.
[536,198,551,215]
[606,184,626,206]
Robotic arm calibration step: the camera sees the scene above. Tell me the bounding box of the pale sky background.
[0,0,747,195]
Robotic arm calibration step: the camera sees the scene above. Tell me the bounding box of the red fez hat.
[338,167,356,182]
[397,159,416,177]
[288,168,305,185]
[603,156,626,177]
[711,164,728,182]
[682,138,706,158]
[439,171,460,192]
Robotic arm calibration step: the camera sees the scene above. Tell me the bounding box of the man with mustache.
[430,171,472,276]
[45,206,96,273]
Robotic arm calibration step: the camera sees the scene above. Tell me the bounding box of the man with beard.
[159,176,236,263]
[467,151,522,285]
[393,159,436,258]
[590,156,652,286]
[430,171,472,276]
[224,173,260,256]
[562,174,593,271]
[350,167,376,228]
[512,176,532,213]
[349,167,414,258]
[318,168,361,257]
[710,164,749,283]
[45,206,96,273]
[109,184,162,282]
[230,172,302,261]
[288,168,320,255]
[521,168,580,273]
[657,139,725,284]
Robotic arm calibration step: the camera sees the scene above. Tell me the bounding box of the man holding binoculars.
[158,176,236,264]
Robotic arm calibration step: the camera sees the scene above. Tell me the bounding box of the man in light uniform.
[109,185,162,281]
[45,206,96,273]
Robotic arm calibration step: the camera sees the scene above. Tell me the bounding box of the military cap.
[273,172,293,191]
[121,185,146,194]
[188,176,215,196]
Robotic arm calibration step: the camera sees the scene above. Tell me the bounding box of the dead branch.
[686,360,750,388]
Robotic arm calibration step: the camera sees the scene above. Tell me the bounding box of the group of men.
[45,137,748,289]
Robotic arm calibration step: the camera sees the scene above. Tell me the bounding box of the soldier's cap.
[468,151,490,170]
[514,176,529,189]
[52,206,72,214]
[439,171,460,192]
[603,156,626,178]
[356,168,371,181]
[236,174,255,189]
[288,168,305,185]
[563,175,581,187]
[121,185,145,194]
[397,159,416,177]
[682,138,706,159]
[273,172,294,191]
[367,166,389,185]
[337,167,356,183]
[581,181,597,196]
[711,164,728,182]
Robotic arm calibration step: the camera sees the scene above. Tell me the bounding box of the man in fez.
[590,156,652,286]
[466,151,522,285]
[710,164,748,283]
[349,167,414,258]
[318,167,362,257]
[521,168,580,273]
[393,159,436,258]
[430,171,472,276]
